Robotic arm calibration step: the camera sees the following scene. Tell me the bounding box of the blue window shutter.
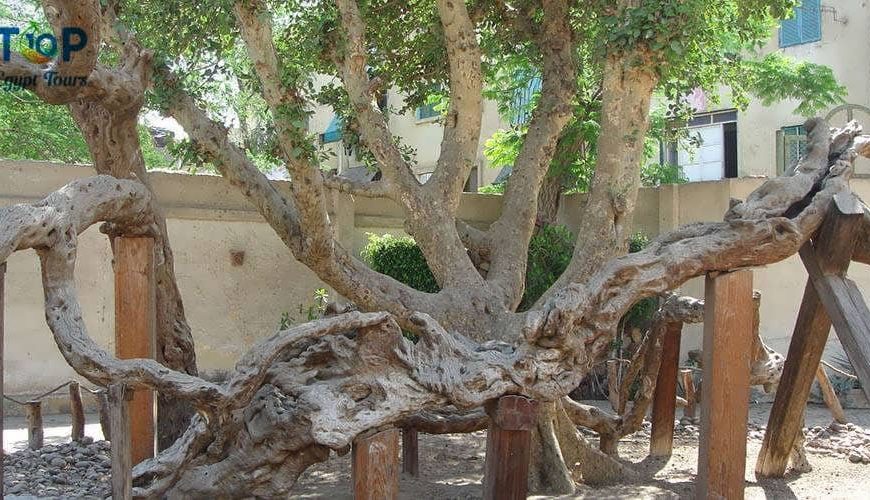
[800,0,821,43]
[510,75,542,126]
[416,102,438,120]
[779,15,801,47]
[321,115,342,143]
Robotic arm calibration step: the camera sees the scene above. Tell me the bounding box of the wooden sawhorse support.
[757,194,870,477]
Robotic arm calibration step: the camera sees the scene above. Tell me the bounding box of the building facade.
[308,1,869,191]
[673,0,870,181]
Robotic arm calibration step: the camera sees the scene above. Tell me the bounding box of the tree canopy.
[0,0,867,496]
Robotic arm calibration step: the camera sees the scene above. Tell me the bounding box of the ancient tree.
[1,0,870,497]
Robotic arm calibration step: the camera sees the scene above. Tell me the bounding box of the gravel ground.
[3,438,110,498]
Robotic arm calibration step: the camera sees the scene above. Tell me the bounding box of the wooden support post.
[25,401,44,450]
[401,427,419,477]
[815,365,847,424]
[483,395,538,500]
[650,321,682,457]
[1,262,5,496]
[681,369,696,421]
[114,237,156,464]
[98,391,112,441]
[109,383,132,500]
[697,270,754,500]
[69,381,86,442]
[352,428,400,500]
[757,194,862,478]
[607,359,620,412]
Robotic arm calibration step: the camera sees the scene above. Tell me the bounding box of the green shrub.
[520,224,575,310]
[361,233,440,293]
[361,228,655,325]
[623,232,657,328]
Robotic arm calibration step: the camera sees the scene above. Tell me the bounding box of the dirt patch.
[293,402,870,499]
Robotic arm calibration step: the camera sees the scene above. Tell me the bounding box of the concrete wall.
[2,161,868,406]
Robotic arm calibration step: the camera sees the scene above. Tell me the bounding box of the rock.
[50,457,68,468]
[849,452,863,463]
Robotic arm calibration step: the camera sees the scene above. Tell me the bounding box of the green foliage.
[279,288,330,329]
[478,182,506,194]
[735,53,846,117]
[520,225,575,310]
[641,163,688,187]
[361,234,439,293]
[624,232,657,328]
[0,92,90,163]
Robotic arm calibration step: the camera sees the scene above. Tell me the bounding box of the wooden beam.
[606,360,620,412]
[109,383,132,500]
[757,195,862,478]
[401,427,419,477]
[650,321,682,456]
[352,428,400,500]
[697,270,754,500]
[801,249,870,402]
[815,365,847,424]
[483,395,538,500]
[69,381,86,442]
[25,401,44,450]
[114,237,156,464]
[681,369,696,421]
[1,262,5,496]
[98,390,112,441]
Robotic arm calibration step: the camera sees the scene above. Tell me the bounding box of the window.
[780,125,808,173]
[415,103,439,121]
[510,75,542,126]
[670,110,738,182]
[779,0,821,47]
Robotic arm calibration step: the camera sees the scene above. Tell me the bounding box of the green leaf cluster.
[361,233,440,293]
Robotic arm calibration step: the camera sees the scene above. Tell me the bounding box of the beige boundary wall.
[2,161,869,407]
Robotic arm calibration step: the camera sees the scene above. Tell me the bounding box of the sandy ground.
[293,402,870,499]
[3,402,868,498]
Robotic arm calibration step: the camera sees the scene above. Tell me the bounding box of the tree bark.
[69,90,197,451]
[536,172,564,227]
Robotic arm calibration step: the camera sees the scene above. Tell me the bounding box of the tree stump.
[69,381,86,442]
[25,401,44,450]
[401,427,419,477]
[650,321,682,457]
[697,270,754,500]
[483,395,538,500]
[114,237,156,464]
[352,428,400,500]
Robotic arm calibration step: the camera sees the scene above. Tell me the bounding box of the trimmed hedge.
[361,233,440,293]
[362,228,653,323]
